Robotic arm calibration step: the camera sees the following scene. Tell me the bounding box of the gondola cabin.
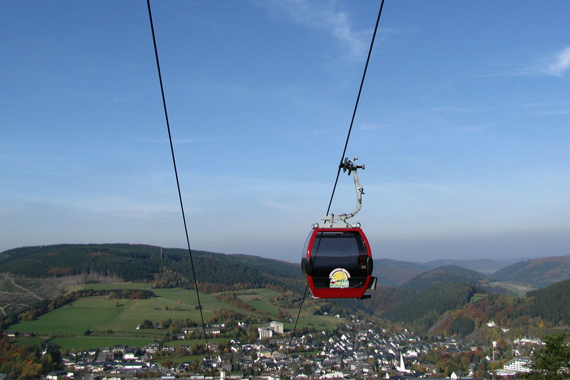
[301,226,375,299]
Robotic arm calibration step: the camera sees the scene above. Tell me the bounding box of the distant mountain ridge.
[372,259,431,287]
[373,256,570,290]
[0,244,304,292]
[3,244,570,338]
[2,244,570,291]
[490,255,570,288]
[400,265,488,291]
[371,257,526,287]
[423,258,521,274]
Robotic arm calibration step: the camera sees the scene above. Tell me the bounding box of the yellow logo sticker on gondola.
[329,268,350,288]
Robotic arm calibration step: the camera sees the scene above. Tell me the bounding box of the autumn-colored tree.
[0,336,62,378]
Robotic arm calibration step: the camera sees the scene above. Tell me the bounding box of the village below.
[1,244,570,379]
[4,315,557,379]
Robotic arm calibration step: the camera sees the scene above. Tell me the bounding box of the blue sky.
[1,1,570,263]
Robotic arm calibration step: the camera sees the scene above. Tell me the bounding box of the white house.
[270,321,284,334]
[258,327,273,339]
[503,357,532,373]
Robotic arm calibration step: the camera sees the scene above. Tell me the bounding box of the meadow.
[233,288,281,316]
[66,282,153,292]
[10,285,345,350]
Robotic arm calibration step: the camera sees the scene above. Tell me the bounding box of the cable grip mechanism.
[320,156,365,227]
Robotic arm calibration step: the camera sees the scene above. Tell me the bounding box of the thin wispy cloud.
[447,120,503,132]
[5,167,113,180]
[309,127,337,136]
[449,125,484,132]
[252,0,370,60]
[487,46,570,78]
[517,101,570,116]
[379,181,457,196]
[545,46,570,77]
[360,123,392,130]
[75,197,179,220]
[427,106,473,113]
[260,199,291,210]
[542,109,570,115]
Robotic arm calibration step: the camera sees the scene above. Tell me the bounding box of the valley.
[2,244,570,378]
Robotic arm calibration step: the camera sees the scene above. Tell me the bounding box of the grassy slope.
[65,283,153,292]
[12,297,124,335]
[10,285,344,350]
[0,243,306,327]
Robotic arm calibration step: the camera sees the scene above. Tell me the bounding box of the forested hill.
[423,258,519,274]
[490,255,570,288]
[381,282,481,330]
[4,244,570,338]
[380,279,570,335]
[0,244,303,292]
[372,259,431,287]
[526,278,570,324]
[400,265,488,291]
[427,278,570,337]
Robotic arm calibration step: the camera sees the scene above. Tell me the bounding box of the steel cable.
[290,0,386,349]
[146,0,214,375]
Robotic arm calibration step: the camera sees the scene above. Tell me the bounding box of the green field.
[11,337,43,347]
[12,297,127,336]
[11,291,222,337]
[234,289,281,315]
[489,282,534,296]
[9,286,345,350]
[66,282,153,292]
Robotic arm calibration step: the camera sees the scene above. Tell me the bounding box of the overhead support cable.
[290,0,386,347]
[145,0,213,373]
[325,0,386,218]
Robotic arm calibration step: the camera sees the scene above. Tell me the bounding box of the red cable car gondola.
[302,226,374,299]
[301,157,377,299]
